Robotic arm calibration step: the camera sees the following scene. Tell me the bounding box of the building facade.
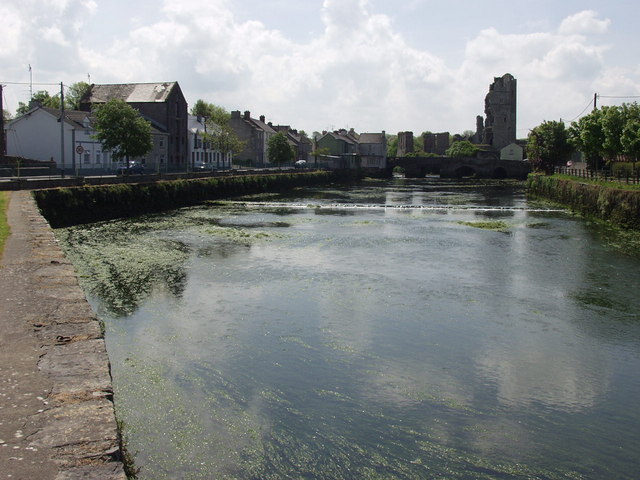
[80,82,188,171]
[4,106,168,174]
[228,111,277,166]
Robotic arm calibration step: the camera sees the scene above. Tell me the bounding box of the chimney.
[231,110,241,119]
[260,115,265,123]
[244,111,250,120]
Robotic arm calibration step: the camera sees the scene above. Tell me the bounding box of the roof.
[84,82,178,104]
[248,116,276,134]
[359,133,385,144]
[42,107,93,128]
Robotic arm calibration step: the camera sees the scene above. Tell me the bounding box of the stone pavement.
[0,191,125,479]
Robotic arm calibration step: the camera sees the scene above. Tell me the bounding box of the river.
[57,178,640,479]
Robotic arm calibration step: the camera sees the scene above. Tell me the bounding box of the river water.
[57,178,640,479]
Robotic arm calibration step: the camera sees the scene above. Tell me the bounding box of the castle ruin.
[478,73,517,150]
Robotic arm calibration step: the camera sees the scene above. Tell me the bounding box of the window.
[83,153,90,164]
[96,152,101,164]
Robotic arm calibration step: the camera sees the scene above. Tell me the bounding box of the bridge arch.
[454,165,476,178]
[493,167,508,179]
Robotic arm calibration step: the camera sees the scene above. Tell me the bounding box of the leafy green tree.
[191,100,230,126]
[527,120,572,174]
[203,122,245,166]
[65,81,91,110]
[601,105,625,161]
[93,99,153,166]
[445,140,479,158]
[16,90,61,115]
[568,108,605,169]
[267,132,294,165]
[3,110,11,122]
[387,136,398,157]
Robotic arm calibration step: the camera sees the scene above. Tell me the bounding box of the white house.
[500,142,524,161]
[5,106,169,175]
[187,116,232,170]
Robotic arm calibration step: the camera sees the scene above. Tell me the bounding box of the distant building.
[228,111,277,166]
[271,125,312,161]
[424,132,450,155]
[80,81,188,171]
[187,116,232,169]
[4,106,168,174]
[482,74,517,150]
[500,142,524,161]
[358,132,387,169]
[397,131,414,156]
[316,129,360,169]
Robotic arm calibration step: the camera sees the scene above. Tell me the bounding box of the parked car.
[294,160,307,169]
[115,161,145,175]
[193,161,208,171]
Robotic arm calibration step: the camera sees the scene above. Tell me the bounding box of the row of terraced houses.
[4,81,388,175]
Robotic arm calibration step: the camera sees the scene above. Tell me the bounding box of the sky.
[2,0,639,138]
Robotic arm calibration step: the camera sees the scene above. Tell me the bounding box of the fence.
[554,166,640,185]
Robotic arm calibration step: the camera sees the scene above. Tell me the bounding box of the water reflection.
[57,179,640,479]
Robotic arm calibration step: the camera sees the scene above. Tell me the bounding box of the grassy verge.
[0,192,10,257]
[553,173,640,191]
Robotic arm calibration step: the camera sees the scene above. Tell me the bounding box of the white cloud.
[2,1,639,136]
[559,10,611,35]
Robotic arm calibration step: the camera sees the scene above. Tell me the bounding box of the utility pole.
[0,84,5,162]
[60,82,65,177]
[594,92,598,110]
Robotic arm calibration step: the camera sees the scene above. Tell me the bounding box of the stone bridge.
[388,156,531,179]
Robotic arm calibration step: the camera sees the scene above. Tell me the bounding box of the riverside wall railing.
[554,166,640,185]
[0,166,308,191]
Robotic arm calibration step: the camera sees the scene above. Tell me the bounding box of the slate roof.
[359,133,385,144]
[84,82,178,104]
[41,107,93,128]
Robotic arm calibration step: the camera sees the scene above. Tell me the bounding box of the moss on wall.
[33,172,334,228]
[527,174,640,230]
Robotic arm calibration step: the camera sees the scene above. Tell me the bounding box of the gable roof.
[83,82,179,104]
[359,133,385,144]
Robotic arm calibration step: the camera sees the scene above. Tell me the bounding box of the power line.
[568,97,595,123]
[0,81,61,86]
[598,95,640,99]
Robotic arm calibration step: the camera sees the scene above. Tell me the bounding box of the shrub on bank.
[33,172,334,228]
[527,174,640,230]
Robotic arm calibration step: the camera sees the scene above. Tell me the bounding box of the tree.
[2,110,11,122]
[16,90,60,115]
[65,81,91,110]
[445,140,479,158]
[568,109,605,169]
[267,132,294,165]
[93,99,153,166]
[202,122,245,166]
[601,105,625,161]
[527,120,572,174]
[386,135,398,157]
[191,100,230,126]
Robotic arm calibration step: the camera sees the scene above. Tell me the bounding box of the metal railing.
[554,166,640,185]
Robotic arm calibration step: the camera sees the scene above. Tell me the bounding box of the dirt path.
[0,191,125,479]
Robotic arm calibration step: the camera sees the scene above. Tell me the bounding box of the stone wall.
[0,191,126,479]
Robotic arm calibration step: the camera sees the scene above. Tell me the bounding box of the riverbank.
[527,173,640,230]
[33,171,335,228]
[0,191,125,479]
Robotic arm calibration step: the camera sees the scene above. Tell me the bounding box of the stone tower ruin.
[482,73,517,150]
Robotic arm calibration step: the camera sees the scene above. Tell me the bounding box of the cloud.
[559,10,611,35]
[2,1,639,136]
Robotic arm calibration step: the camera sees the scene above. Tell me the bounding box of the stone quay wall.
[0,191,126,479]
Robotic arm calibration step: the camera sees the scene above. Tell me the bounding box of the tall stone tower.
[482,73,517,150]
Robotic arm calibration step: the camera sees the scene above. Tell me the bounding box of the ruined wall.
[397,131,414,156]
[482,73,517,150]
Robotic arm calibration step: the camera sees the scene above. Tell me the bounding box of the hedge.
[33,171,335,228]
[527,174,640,230]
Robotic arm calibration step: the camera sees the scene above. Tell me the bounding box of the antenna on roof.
[28,64,33,99]
[88,73,91,84]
